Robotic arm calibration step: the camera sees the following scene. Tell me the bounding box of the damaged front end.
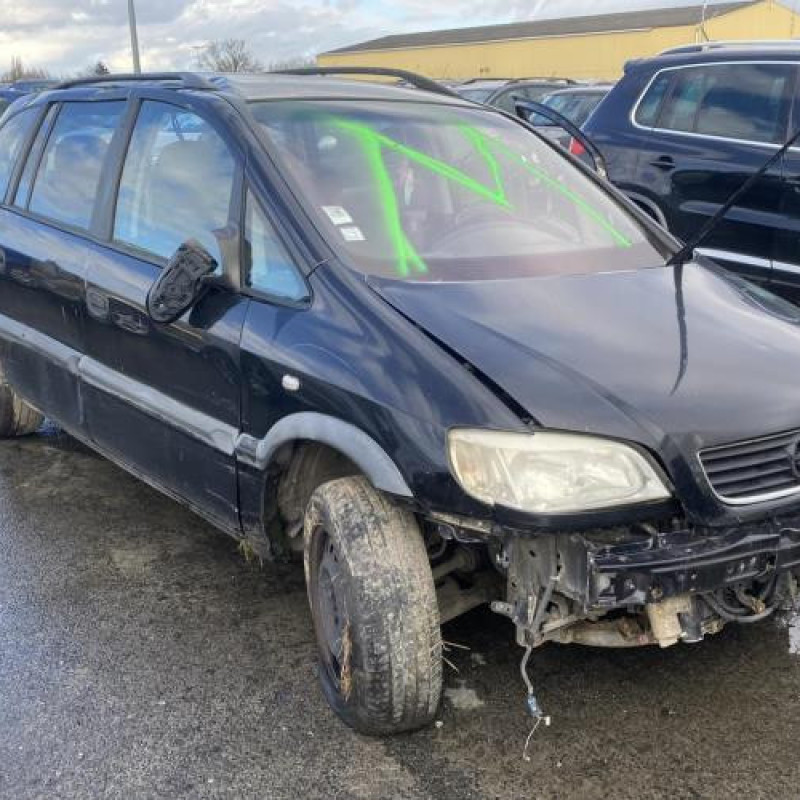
[493,518,800,650]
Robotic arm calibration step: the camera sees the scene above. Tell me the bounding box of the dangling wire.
[519,644,551,762]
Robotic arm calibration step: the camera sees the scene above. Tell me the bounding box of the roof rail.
[662,39,800,55]
[508,76,577,84]
[272,66,459,98]
[460,76,576,85]
[55,72,215,91]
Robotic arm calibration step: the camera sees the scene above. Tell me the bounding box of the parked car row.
[1,67,800,737]
[452,76,613,139]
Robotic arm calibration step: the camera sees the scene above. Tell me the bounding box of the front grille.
[699,429,800,503]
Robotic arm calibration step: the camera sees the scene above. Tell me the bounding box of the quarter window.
[0,108,39,200]
[28,101,125,229]
[635,73,672,127]
[643,63,793,143]
[244,190,307,301]
[113,101,236,263]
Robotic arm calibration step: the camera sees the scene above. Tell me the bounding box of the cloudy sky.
[0,0,788,76]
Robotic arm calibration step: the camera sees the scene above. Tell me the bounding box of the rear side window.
[644,63,793,143]
[113,100,236,263]
[0,108,38,200]
[28,101,125,230]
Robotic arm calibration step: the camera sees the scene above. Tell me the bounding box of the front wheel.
[0,367,43,438]
[304,476,442,735]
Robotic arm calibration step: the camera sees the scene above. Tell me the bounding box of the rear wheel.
[0,368,43,438]
[304,476,442,735]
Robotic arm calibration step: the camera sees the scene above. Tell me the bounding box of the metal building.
[318,1,800,80]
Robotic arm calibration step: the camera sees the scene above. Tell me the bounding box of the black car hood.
[370,263,800,457]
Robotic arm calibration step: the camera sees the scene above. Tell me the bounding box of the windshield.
[249,100,667,282]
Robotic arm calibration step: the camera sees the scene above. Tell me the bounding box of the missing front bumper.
[499,520,800,647]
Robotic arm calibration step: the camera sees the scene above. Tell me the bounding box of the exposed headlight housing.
[448,429,671,514]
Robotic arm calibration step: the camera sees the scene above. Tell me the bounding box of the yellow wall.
[318,1,800,81]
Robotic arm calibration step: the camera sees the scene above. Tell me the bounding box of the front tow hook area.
[645,594,705,647]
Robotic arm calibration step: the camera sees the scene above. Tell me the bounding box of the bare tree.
[2,57,50,83]
[195,39,263,73]
[76,61,111,78]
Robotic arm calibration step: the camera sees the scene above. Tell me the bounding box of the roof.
[34,72,471,106]
[213,73,466,102]
[323,1,760,54]
[625,41,800,71]
[542,85,615,96]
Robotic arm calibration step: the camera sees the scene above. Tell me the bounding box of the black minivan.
[582,43,800,303]
[1,71,800,736]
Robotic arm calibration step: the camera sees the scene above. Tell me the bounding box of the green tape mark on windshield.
[458,124,509,208]
[331,115,632,278]
[336,118,511,208]
[487,134,633,249]
[333,117,514,277]
[360,130,427,277]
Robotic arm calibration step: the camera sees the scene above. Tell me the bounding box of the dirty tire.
[0,372,43,438]
[304,476,442,735]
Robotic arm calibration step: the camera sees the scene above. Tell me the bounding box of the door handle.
[649,155,675,171]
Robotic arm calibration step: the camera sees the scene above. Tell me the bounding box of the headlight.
[448,429,670,514]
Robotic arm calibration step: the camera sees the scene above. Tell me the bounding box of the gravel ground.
[1,426,799,800]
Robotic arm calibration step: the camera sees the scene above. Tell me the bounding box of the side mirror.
[146,240,218,323]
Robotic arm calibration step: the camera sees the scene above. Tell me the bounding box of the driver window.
[244,189,308,302]
[113,101,235,264]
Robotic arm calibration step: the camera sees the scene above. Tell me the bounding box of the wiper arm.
[668,125,800,267]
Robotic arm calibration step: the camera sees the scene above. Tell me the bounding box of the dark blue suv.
[583,44,800,303]
[1,71,800,735]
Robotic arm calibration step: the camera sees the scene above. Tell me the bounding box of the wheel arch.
[236,412,413,498]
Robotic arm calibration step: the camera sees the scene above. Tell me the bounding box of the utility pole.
[127,0,141,73]
[697,1,710,42]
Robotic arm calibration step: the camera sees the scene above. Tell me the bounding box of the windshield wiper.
[668,125,800,267]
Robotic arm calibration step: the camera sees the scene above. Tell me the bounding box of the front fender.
[235,411,413,498]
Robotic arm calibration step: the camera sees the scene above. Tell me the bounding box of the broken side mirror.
[146,240,218,324]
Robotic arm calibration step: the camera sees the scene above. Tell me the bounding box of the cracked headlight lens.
[448,429,670,514]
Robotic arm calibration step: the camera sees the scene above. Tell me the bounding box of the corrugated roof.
[323,1,759,54]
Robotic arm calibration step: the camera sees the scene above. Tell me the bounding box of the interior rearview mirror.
[146,240,218,324]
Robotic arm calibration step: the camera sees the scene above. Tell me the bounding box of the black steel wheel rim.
[313,528,348,692]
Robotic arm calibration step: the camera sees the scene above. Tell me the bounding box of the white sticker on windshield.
[340,226,365,242]
[322,205,353,226]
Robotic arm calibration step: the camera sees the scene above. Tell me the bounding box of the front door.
[82,97,248,532]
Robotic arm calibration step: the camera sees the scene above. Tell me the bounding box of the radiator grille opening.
[700,430,800,502]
